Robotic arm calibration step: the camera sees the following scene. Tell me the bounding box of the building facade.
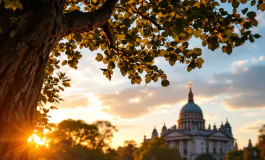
[144,84,235,160]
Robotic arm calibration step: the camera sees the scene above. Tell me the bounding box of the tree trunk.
[0,1,65,159]
[0,0,117,159]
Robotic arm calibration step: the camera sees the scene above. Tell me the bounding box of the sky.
[48,9,265,149]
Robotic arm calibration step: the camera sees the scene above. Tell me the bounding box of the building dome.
[180,102,202,114]
[152,127,158,139]
[152,128,158,134]
[225,119,231,128]
[180,83,202,114]
[162,125,167,131]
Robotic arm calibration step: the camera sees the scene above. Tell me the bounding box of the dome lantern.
[180,82,203,114]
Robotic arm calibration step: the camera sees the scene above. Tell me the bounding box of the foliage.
[243,147,260,160]
[93,120,118,150]
[35,119,119,160]
[226,149,243,160]
[195,153,215,160]
[53,0,265,87]
[258,124,265,159]
[134,137,181,160]
[36,145,119,160]
[48,119,117,150]
[34,71,71,135]
[117,140,138,160]
[48,119,99,147]
[226,147,260,160]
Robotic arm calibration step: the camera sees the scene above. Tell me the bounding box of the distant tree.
[134,137,181,160]
[93,120,118,150]
[1,0,265,158]
[118,140,138,160]
[105,148,120,160]
[258,124,265,159]
[226,149,243,160]
[243,147,260,160]
[37,119,118,160]
[47,119,117,151]
[48,119,99,147]
[195,153,215,160]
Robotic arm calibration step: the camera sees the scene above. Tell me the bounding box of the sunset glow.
[28,133,48,147]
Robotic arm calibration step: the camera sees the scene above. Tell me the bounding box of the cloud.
[49,94,114,123]
[56,50,265,118]
[243,111,264,117]
[251,56,264,63]
[232,60,248,67]
[205,114,219,120]
[97,65,265,118]
[97,81,228,118]
[239,120,265,133]
[256,11,265,28]
[213,65,265,110]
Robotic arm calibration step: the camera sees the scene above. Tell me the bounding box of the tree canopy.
[48,119,117,150]
[195,153,215,160]
[117,140,138,160]
[35,119,119,160]
[134,137,181,160]
[226,149,244,160]
[258,124,265,159]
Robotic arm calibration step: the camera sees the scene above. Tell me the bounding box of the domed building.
[144,84,235,160]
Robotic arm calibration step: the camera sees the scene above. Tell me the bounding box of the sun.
[28,133,48,147]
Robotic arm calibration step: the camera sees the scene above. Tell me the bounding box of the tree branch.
[102,22,115,48]
[127,4,163,30]
[62,0,118,36]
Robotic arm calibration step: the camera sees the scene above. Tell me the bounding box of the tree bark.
[0,0,117,159]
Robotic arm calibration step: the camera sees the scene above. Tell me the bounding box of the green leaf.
[73,34,83,42]
[62,81,71,87]
[232,1,239,8]
[247,12,256,19]
[239,0,247,4]
[222,46,226,53]
[61,60,68,66]
[196,58,204,64]
[251,1,256,6]
[249,36,254,43]
[254,34,261,38]
[242,8,248,14]
[187,66,192,72]
[95,53,103,62]
[251,19,258,26]
[258,3,265,11]
[194,30,202,38]
[226,46,232,54]
[161,80,170,87]
[145,74,151,83]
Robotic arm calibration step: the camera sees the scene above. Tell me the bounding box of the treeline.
[33,119,181,160]
[33,120,265,160]
[226,124,265,160]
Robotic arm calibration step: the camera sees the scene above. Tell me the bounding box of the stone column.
[181,140,184,154]
[179,140,181,154]
[209,140,212,153]
[226,142,228,153]
[188,140,191,155]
